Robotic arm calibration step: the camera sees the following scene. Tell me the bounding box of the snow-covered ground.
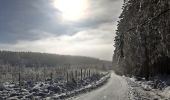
[126,75,170,100]
[0,73,110,100]
[6,71,170,100]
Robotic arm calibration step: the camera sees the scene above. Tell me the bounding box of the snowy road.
[68,72,129,100]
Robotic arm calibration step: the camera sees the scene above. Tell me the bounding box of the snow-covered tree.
[114,0,170,79]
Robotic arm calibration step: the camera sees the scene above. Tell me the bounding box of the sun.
[52,0,89,21]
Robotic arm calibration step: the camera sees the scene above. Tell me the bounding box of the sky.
[0,0,123,61]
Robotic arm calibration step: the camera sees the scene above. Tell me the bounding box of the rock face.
[114,0,170,78]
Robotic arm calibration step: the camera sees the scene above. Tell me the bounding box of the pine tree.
[114,0,170,78]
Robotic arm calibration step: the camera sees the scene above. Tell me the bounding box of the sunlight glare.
[53,0,89,21]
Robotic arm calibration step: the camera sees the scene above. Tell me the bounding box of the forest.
[113,0,170,79]
[0,51,111,67]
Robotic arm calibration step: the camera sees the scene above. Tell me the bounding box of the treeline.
[0,50,111,68]
[113,0,170,79]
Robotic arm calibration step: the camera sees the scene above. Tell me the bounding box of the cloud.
[0,0,122,43]
[0,0,123,60]
[0,0,74,43]
[0,23,117,61]
[71,0,123,28]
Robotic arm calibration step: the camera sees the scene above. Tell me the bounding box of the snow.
[160,86,170,99]
[0,73,110,100]
[126,75,170,100]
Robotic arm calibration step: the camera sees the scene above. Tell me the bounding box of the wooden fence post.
[81,69,83,80]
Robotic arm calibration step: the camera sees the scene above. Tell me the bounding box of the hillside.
[0,51,111,67]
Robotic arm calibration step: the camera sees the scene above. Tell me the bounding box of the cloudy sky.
[0,0,123,61]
